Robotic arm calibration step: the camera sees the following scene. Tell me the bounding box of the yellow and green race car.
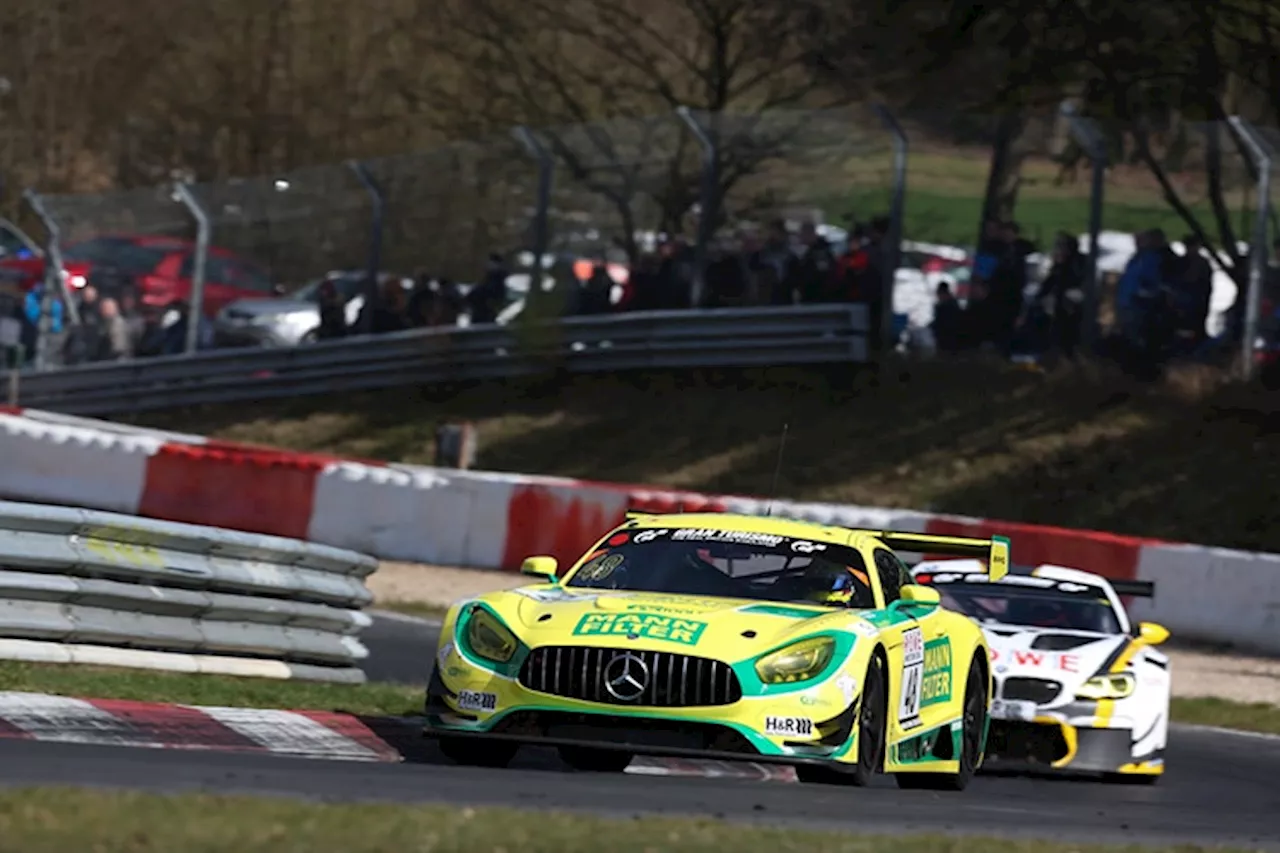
[424,512,1010,791]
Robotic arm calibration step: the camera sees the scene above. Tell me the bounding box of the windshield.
[564,528,876,608]
[936,582,1121,633]
[63,238,169,274]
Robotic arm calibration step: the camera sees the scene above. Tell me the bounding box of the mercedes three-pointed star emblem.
[602,652,650,702]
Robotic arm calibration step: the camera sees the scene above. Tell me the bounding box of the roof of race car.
[620,512,856,545]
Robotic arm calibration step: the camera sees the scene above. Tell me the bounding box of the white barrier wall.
[0,406,1277,654]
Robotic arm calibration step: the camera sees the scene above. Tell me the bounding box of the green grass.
[0,789,1251,853]
[0,661,420,718]
[1170,697,1280,735]
[796,149,1256,246]
[130,360,1280,553]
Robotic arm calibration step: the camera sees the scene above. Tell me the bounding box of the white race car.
[912,560,1170,783]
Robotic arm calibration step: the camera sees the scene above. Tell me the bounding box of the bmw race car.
[424,512,1012,790]
[911,560,1170,783]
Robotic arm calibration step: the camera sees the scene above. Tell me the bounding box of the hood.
[220,298,316,319]
[984,624,1128,691]
[484,586,861,660]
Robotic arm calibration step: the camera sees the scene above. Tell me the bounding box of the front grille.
[519,646,742,707]
[986,720,1070,764]
[1001,677,1062,704]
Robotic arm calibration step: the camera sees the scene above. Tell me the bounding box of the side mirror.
[520,556,559,583]
[1138,621,1169,645]
[896,584,941,606]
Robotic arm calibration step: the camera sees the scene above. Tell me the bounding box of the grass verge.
[1,661,1277,737]
[0,661,420,718]
[1170,697,1280,736]
[132,360,1280,553]
[0,788,1252,853]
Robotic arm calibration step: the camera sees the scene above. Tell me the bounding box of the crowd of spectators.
[0,212,1253,380]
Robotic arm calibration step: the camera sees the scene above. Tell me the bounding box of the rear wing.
[1108,579,1155,598]
[868,532,1010,582]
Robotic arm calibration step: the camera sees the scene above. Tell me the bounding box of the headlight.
[1075,672,1135,700]
[465,608,518,663]
[755,637,835,684]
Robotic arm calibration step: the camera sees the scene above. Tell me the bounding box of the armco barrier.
[0,407,1277,654]
[0,499,376,682]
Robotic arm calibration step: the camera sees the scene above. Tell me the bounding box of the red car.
[0,234,280,316]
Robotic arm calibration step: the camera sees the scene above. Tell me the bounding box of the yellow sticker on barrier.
[79,526,165,568]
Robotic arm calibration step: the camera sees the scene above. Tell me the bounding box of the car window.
[933,582,1122,633]
[873,549,903,604]
[222,260,275,292]
[63,238,167,275]
[561,529,877,609]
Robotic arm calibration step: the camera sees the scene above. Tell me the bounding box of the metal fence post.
[172,182,210,355]
[676,106,718,308]
[347,160,384,336]
[513,126,554,306]
[1227,116,1273,381]
[22,189,79,371]
[1060,102,1107,350]
[872,104,907,354]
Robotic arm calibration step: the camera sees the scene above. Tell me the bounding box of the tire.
[435,736,518,768]
[558,746,633,772]
[796,653,887,786]
[896,656,986,791]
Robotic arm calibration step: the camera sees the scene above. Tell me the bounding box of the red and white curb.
[0,691,796,780]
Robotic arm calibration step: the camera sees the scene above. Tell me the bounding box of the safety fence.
[0,500,377,682]
[1,406,1277,655]
[7,304,869,416]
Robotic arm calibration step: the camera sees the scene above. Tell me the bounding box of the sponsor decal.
[989,648,1080,673]
[578,553,625,582]
[456,690,498,712]
[607,532,631,546]
[633,529,668,543]
[990,699,1036,721]
[835,674,859,703]
[849,620,877,638]
[671,528,784,547]
[763,716,814,736]
[798,690,830,707]
[446,666,467,677]
[920,639,953,708]
[898,626,925,728]
[437,641,454,668]
[624,604,704,615]
[572,612,707,645]
[791,540,827,553]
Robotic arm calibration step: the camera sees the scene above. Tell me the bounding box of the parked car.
[214,270,411,347]
[0,217,40,261]
[0,234,281,317]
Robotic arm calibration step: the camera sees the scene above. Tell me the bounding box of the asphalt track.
[0,612,1274,849]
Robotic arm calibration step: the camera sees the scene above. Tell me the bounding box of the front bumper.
[984,717,1163,776]
[423,666,860,765]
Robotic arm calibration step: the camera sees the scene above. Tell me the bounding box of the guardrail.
[0,500,377,683]
[8,304,869,416]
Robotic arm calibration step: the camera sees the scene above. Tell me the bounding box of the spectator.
[1114,228,1179,377]
[117,289,146,355]
[1172,233,1212,354]
[356,277,410,334]
[785,221,838,304]
[1033,232,1087,361]
[65,284,104,364]
[97,297,132,360]
[657,237,694,308]
[756,220,794,305]
[467,253,508,324]
[578,260,614,315]
[626,253,664,312]
[21,282,65,366]
[316,279,349,339]
[932,281,964,354]
[160,301,214,355]
[705,241,750,308]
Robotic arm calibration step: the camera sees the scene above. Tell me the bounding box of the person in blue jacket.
[21,283,64,363]
[1115,229,1178,374]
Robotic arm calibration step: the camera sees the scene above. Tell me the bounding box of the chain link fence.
[13,105,1280,375]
